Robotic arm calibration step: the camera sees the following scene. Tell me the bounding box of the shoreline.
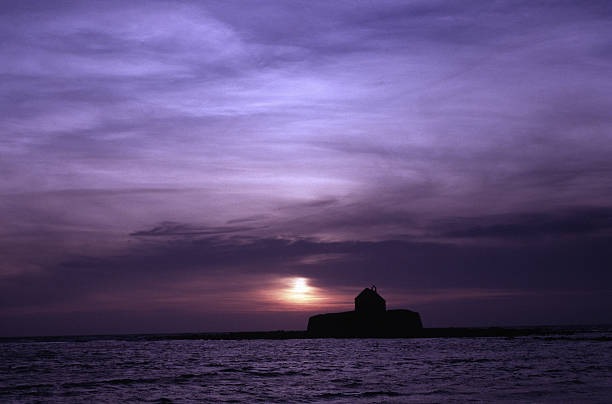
[3,325,609,343]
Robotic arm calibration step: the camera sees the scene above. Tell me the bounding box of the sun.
[293,278,308,293]
[291,278,309,299]
[283,277,316,304]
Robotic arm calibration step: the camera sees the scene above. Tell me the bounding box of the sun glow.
[283,277,317,305]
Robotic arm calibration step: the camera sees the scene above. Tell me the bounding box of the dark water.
[2,329,612,403]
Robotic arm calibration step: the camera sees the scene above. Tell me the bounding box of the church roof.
[356,286,385,303]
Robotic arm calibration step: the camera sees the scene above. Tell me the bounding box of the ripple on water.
[1,334,611,403]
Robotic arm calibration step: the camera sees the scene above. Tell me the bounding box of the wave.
[315,391,402,399]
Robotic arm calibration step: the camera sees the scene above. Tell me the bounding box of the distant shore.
[3,325,610,343]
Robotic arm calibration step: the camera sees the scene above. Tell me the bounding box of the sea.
[2,326,611,403]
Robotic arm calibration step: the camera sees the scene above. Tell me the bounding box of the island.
[307,285,423,337]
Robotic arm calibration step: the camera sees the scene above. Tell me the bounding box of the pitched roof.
[356,287,385,303]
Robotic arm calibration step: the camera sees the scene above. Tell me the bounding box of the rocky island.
[307,286,423,337]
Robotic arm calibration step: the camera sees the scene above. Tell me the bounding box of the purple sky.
[1,0,612,336]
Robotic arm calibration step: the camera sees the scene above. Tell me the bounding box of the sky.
[1,0,611,336]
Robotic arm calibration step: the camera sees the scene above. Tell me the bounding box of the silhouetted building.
[307,286,423,337]
[355,285,386,314]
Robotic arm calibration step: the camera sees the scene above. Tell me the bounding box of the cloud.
[130,222,260,238]
[435,206,612,240]
[3,213,611,311]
